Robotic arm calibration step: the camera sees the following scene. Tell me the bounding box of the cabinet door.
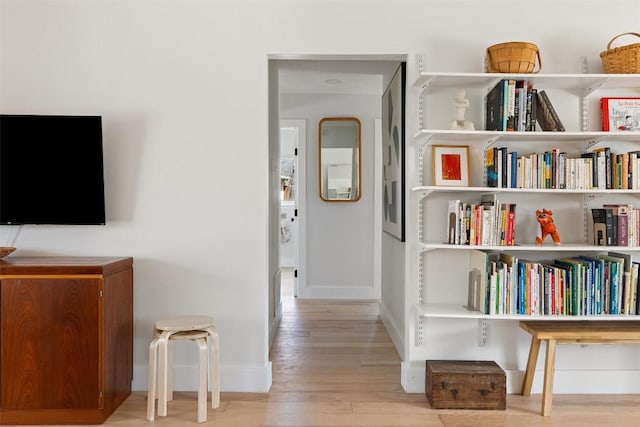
[0,278,100,409]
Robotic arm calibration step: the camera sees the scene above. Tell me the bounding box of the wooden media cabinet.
[0,257,133,425]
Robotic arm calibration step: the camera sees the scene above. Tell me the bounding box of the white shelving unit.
[411,70,640,350]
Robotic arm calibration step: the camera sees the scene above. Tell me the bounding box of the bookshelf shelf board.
[413,129,640,145]
[417,242,640,252]
[415,303,640,320]
[411,186,640,196]
[413,72,640,94]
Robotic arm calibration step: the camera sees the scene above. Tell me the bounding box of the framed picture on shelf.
[601,97,640,131]
[432,145,470,187]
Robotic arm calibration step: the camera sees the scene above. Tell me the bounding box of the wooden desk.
[519,320,640,416]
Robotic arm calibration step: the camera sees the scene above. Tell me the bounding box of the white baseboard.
[401,362,640,394]
[379,302,405,361]
[133,361,273,393]
[301,286,378,300]
[401,361,426,393]
[269,302,283,349]
[511,369,640,394]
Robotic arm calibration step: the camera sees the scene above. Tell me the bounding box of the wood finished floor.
[45,271,640,426]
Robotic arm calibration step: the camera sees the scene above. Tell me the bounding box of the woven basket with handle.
[486,41,541,73]
[600,32,640,74]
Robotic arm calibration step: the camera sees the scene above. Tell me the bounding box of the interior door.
[280,119,306,297]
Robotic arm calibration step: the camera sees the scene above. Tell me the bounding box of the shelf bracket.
[416,53,425,74]
[416,54,428,133]
[478,319,487,347]
[417,143,426,186]
[580,93,589,133]
[417,251,425,346]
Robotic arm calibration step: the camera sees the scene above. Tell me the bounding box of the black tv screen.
[0,114,106,225]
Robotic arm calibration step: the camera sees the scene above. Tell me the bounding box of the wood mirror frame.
[318,117,361,202]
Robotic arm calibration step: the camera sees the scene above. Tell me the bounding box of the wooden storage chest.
[425,360,506,410]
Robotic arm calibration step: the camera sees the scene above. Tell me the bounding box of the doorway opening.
[272,57,404,306]
[269,57,409,390]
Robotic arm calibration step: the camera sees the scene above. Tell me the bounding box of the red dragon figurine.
[535,209,561,246]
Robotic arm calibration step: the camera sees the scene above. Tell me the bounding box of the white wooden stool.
[147,315,219,423]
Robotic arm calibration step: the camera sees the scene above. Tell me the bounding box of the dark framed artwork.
[382,63,406,242]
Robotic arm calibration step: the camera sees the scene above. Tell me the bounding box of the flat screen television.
[0,114,106,225]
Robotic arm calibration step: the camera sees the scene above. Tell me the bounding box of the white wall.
[1,0,639,393]
[281,93,379,299]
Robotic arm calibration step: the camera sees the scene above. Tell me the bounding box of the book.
[468,249,499,313]
[603,204,632,247]
[591,208,608,246]
[632,262,640,315]
[581,152,598,189]
[509,151,518,188]
[506,80,516,131]
[505,79,516,132]
[485,80,507,131]
[526,87,537,131]
[505,203,516,246]
[577,255,605,314]
[447,200,459,244]
[536,90,565,131]
[558,151,566,189]
[601,97,640,131]
[516,80,528,131]
[598,253,625,314]
[500,253,519,314]
[592,147,612,189]
[609,251,632,314]
[464,203,472,245]
[486,147,498,187]
[498,147,508,188]
[480,193,499,245]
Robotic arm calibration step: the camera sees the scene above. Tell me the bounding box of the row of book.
[468,250,640,316]
[447,196,516,246]
[485,79,565,132]
[486,147,640,190]
[592,204,640,247]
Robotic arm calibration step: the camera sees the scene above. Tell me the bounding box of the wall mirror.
[319,117,361,202]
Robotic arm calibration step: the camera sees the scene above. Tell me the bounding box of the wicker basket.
[600,32,640,74]
[486,41,541,73]
[0,247,15,258]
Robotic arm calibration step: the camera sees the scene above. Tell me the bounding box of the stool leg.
[206,327,220,409]
[167,340,174,402]
[542,339,557,416]
[157,330,173,417]
[147,338,159,421]
[197,337,208,423]
[521,335,541,396]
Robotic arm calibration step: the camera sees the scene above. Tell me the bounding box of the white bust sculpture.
[450,89,474,130]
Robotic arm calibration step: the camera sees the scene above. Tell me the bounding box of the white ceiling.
[277,59,402,96]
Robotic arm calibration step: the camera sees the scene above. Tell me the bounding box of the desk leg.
[521,335,541,396]
[542,339,557,417]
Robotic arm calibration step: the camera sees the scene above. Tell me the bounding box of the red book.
[505,204,516,246]
[601,97,640,131]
